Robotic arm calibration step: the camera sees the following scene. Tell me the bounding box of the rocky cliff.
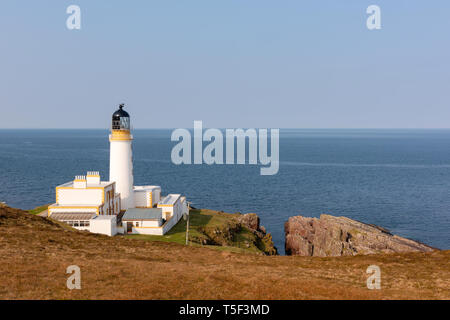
[237,213,278,255]
[193,211,278,255]
[285,214,435,256]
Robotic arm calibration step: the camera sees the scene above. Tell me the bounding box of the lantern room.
[112,104,130,131]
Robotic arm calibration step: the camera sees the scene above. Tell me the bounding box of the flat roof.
[122,208,162,220]
[134,185,161,192]
[159,194,181,205]
[57,180,114,189]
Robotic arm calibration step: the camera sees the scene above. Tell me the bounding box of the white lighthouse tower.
[49,104,189,236]
[109,104,135,210]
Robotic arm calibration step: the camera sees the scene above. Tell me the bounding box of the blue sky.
[1,1,449,129]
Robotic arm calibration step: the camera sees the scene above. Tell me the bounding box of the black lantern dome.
[112,104,130,130]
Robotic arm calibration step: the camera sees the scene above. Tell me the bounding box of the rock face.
[237,213,260,232]
[285,214,435,256]
[237,213,278,255]
[193,212,278,255]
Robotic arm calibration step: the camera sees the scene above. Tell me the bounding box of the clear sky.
[1,1,449,129]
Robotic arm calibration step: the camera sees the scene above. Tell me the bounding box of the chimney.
[73,175,87,188]
[86,171,101,185]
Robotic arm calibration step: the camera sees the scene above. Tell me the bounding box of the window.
[120,117,130,129]
[80,221,90,227]
[135,222,139,227]
[112,120,121,130]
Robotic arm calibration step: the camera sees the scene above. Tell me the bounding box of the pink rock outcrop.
[285,214,435,256]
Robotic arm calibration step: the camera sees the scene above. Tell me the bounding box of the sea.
[1,129,449,254]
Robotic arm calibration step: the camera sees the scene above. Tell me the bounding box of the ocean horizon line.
[2,127,450,131]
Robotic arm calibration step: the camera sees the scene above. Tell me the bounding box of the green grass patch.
[125,209,266,254]
[28,204,50,215]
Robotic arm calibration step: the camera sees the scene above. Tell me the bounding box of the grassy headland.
[125,208,277,255]
[0,204,448,299]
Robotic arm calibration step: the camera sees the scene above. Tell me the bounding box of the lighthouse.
[109,104,135,210]
[48,104,189,236]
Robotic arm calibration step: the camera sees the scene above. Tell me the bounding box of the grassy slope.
[0,205,449,300]
[125,209,271,254]
[27,204,49,215]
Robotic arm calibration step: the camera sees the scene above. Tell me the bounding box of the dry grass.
[0,206,449,300]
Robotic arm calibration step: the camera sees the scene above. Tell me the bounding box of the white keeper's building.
[48,104,188,236]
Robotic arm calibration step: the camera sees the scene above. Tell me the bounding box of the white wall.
[131,226,163,235]
[134,191,148,207]
[162,209,184,234]
[123,219,163,235]
[110,138,135,210]
[158,196,187,220]
[142,220,161,227]
[90,216,117,236]
[116,225,125,234]
[124,219,161,228]
[134,188,161,208]
[152,189,161,205]
[161,208,173,220]
[58,189,103,205]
